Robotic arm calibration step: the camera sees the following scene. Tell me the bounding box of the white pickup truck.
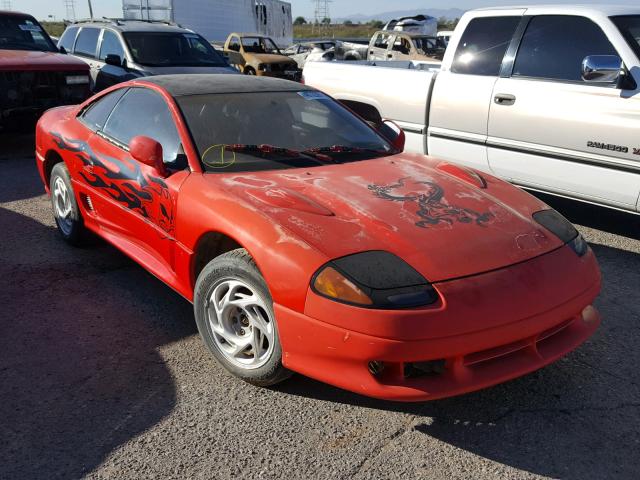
[303,5,640,213]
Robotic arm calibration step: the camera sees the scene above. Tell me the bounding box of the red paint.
[35,79,602,401]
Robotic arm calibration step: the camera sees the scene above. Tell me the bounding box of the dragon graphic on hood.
[368,177,493,229]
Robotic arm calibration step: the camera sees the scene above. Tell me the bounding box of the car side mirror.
[378,119,405,152]
[130,136,167,177]
[105,54,123,67]
[582,55,622,83]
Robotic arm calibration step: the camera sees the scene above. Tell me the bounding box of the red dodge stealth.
[35,75,601,401]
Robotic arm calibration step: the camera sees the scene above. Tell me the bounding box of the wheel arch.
[191,231,246,289]
[43,150,65,189]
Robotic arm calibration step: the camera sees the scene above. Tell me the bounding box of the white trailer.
[122,0,293,47]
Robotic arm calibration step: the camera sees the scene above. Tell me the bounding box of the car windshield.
[241,36,282,54]
[0,14,57,52]
[123,32,227,67]
[611,15,640,60]
[177,91,393,173]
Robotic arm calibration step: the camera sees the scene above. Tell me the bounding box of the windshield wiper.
[223,144,335,164]
[302,145,390,156]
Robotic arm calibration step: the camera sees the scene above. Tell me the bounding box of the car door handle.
[494,93,516,106]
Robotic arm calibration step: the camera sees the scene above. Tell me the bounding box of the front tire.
[50,162,86,245]
[244,67,256,75]
[194,249,291,386]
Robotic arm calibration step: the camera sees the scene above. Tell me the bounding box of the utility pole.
[311,0,332,37]
[64,0,76,22]
[87,0,93,19]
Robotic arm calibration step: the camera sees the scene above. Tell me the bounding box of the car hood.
[246,53,297,65]
[140,65,239,75]
[213,153,563,282]
[0,50,89,71]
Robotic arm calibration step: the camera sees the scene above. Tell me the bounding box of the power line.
[311,0,332,37]
[64,0,76,21]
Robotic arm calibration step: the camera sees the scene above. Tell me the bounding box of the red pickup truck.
[0,11,90,129]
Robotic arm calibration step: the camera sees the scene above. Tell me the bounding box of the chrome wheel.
[206,279,275,370]
[52,176,73,236]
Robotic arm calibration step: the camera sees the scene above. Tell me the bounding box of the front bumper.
[276,245,601,402]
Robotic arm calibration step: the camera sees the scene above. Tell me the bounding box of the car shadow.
[528,191,640,241]
[277,240,640,479]
[0,206,195,479]
[0,134,43,203]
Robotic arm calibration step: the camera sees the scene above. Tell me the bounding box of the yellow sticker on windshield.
[202,144,236,169]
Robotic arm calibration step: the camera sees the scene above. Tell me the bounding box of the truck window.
[513,15,618,82]
[611,16,640,60]
[392,37,411,55]
[373,33,391,49]
[451,16,520,76]
[228,36,241,52]
[99,30,125,62]
[74,27,100,58]
[58,26,78,52]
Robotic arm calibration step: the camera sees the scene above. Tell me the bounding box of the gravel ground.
[1,134,639,480]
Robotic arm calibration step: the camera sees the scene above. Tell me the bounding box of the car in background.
[0,10,90,129]
[437,30,454,47]
[223,32,300,80]
[284,41,335,68]
[35,74,601,401]
[57,19,236,92]
[368,30,445,62]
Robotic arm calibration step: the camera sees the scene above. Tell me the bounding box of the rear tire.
[50,163,86,246]
[244,67,256,75]
[194,249,291,387]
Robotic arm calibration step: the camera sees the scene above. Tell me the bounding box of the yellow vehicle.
[223,33,300,80]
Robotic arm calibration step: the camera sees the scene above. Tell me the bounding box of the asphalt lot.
[1,133,639,480]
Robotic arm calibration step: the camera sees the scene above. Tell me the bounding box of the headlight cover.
[533,209,589,257]
[311,251,438,309]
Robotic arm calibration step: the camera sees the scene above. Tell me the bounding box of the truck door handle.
[494,93,516,106]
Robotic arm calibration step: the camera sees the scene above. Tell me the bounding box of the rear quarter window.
[452,16,521,76]
[58,26,78,52]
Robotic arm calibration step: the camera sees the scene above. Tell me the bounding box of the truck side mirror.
[105,54,123,67]
[130,136,167,177]
[378,119,406,152]
[581,55,622,83]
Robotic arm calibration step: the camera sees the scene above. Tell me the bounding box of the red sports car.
[35,75,601,401]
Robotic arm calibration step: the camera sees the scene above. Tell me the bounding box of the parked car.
[0,10,90,128]
[35,74,601,401]
[284,41,335,68]
[304,4,640,214]
[57,19,236,92]
[223,32,300,80]
[368,30,445,62]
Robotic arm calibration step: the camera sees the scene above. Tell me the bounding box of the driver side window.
[103,88,182,164]
[228,36,241,51]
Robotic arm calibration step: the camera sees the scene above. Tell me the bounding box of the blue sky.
[12,0,638,22]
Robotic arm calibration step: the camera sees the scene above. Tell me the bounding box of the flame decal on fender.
[368,177,493,228]
[51,132,175,236]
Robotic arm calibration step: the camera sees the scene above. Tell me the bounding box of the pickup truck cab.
[0,10,90,128]
[368,30,445,62]
[223,32,300,80]
[304,5,640,213]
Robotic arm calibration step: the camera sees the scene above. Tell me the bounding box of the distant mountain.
[335,8,466,23]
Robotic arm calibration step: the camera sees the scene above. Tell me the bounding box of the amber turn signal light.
[313,267,373,306]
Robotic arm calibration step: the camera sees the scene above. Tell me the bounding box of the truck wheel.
[50,163,86,245]
[244,67,256,75]
[194,249,292,387]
